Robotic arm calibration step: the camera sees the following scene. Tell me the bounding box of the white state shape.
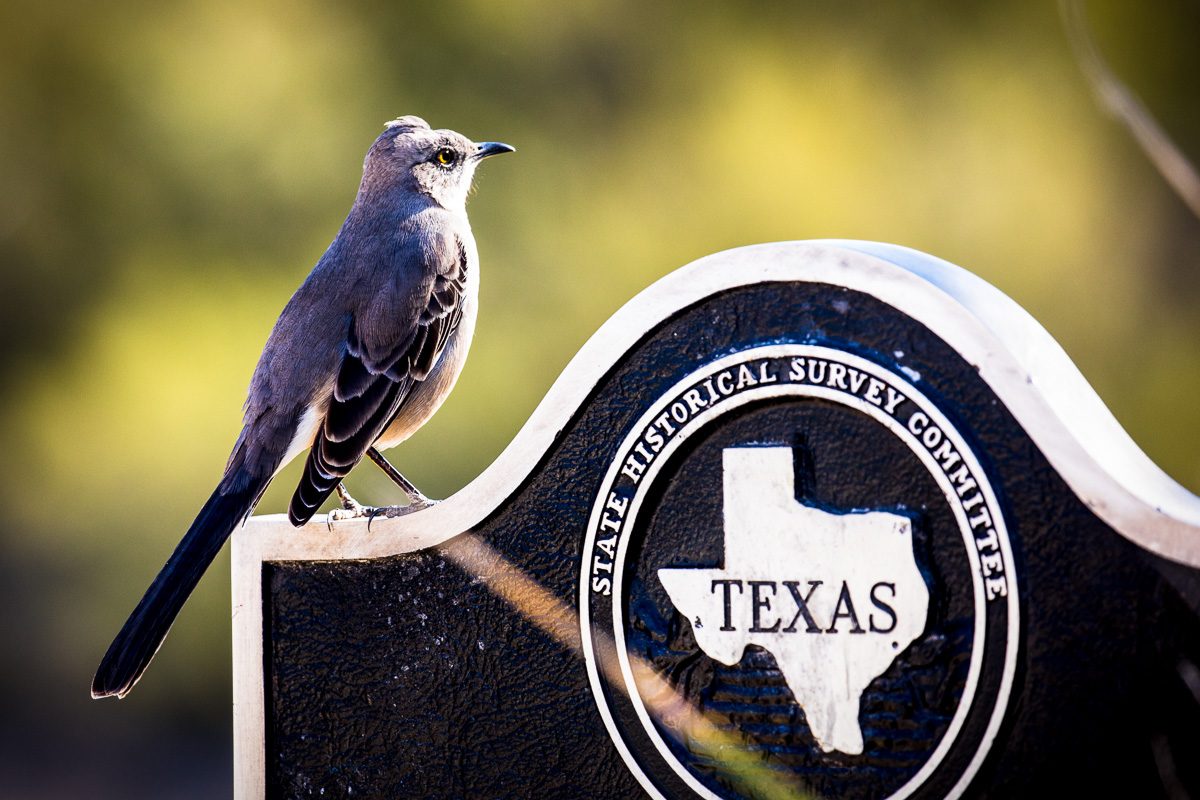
[658,447,929,754]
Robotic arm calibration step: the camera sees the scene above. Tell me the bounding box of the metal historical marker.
[233,241,1200,799]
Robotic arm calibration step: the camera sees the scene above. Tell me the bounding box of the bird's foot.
[327,504,378,530]
[364,496,439,528]
[327,483,376,530]
[328,504,372,520]
[335,482,366,512]
[325,477,439,530]
[327,498,439,531]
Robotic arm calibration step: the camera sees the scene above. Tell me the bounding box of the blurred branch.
[1060,0,1200,220]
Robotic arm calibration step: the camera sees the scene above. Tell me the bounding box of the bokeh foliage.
[1,0,1197,796]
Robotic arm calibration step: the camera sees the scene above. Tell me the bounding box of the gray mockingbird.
[91,116,513,699]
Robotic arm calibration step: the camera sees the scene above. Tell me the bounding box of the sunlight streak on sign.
[441,531,812,800]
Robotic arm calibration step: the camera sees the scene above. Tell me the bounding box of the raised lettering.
[827,581,866,634]
[736,364,759,390]
[932,439,961,471]
[828,362,848,389]
[599,510,621,533]
[683,388,707,415]
[789,358,806,381]
[947,464,977,498]
[961,491,985,511]
[869,582,898,633]
[620,453,646,483]
[922,425,943,449]
[968,505,993,531]
[712,579,744,631]
[749,580,781,632]
[654,411,677,437]
[782,580,824,633]
[595,535,616,559]
[979,551,1003,577]
[864,377,885,406]
[974,526,999,552]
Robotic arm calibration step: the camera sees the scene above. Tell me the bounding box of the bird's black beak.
[474,141,515,160]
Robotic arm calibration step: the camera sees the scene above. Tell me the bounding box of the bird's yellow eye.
[434,148,456,167]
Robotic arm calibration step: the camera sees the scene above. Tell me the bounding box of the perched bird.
[91,116,514,699]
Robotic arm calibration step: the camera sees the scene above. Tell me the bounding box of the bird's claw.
[325,498,439,531]
[364,498,439,530]
[326,504,375,531]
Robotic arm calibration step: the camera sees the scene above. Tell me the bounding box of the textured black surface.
[624,400,971,799]
[264,281,1200,799]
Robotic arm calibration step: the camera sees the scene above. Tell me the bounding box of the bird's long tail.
[91,473,267,699]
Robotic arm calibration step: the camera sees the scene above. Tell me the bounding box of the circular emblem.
[581,344,1019,799]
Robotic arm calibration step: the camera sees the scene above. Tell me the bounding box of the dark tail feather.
[91,475,266,699]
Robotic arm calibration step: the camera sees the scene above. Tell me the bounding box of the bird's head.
[362,115,514,212]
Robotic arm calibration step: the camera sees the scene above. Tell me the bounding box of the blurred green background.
[1,0,1198,796]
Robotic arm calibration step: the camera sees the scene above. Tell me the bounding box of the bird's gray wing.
[287,238,467,525]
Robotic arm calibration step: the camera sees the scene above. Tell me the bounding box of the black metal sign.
[233,241,1200,799]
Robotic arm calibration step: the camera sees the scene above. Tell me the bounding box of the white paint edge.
[233,240,1200,798]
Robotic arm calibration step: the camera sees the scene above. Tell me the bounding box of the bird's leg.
[335,483,367,513]
[367,447,436,511]
[327,482,374,528]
